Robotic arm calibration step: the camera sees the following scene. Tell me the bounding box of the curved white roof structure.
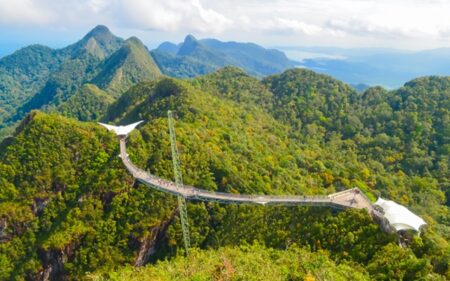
[98,121,144,136]
[374,198,426,232]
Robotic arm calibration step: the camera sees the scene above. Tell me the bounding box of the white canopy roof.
[98,121,144,136]
[374,198,426,232]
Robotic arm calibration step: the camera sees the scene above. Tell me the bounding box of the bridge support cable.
[168,110,191,254]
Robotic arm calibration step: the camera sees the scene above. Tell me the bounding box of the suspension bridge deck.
[119,138,373,211]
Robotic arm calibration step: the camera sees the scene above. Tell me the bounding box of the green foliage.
[58,84,114,121]
[0,112,176,279]
[0,67,448,280]
[91,37,161,97]
[0,45,59,125]
[194,66,274,110]
[0,26,161,137]
[86,244,370,281]
[152,49,218,78]
[367,243,443,281]
[152,35,295,78]
[263,68,360,134]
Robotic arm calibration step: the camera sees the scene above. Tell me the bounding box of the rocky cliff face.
[134,210,177,266]
[36,239,83,281]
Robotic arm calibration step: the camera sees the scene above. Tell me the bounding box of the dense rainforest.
[0,25,448,281]
[0,25,296,140]
[0,65,448,280]
[0,25,161,139]
[152,34,296,78]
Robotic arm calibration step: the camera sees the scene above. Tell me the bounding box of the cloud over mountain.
[1,0,450,48]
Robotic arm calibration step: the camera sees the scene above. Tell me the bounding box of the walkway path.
[119,137,373,211]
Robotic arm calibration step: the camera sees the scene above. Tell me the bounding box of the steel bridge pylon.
[168,110,191,255]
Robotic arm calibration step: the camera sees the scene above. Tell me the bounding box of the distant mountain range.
[1,66,448,280]
[0,26,300,138]
[2,24,450,138]
[0,25,161,136]
[0,25,448,280]
[3,26,450,91]
[151,34,296,77]
[282,46,450,88]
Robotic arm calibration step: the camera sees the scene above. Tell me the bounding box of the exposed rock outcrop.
[36,238,83,281]
[134,210,177,266]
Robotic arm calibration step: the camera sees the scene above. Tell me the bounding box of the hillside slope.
[1,26,123,123]
[92,37,161,97]
[152,35,296,78]
[0,68,448,280]
[0,45,60,125]
[0,112,176,280]
[58,84,115,121]
[87,245,371,281]
[0,25,161,138]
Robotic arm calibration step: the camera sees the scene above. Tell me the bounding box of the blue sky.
[1,0,450,54]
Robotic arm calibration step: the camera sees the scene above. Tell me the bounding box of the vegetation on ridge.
[86,244,371,281]
[152,34,296,78]
[0,66,448,280]
[0,25,161,138]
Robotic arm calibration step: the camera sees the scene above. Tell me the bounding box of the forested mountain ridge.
[0,25,298,140]
[151,34,296,78]
[91,37,161,97]
[297,47,450,88]
[0,45,60,126]
[57,84,114,121]
[86,245,373,280]
[0,67,448,280]
[64,25,124,60]
[0,25,161,139]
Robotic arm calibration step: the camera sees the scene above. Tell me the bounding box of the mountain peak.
[84,25,113,40]
[184,34,197,43]
[177,34,203,56]
[157,41,180,54]
[125,36,145,47]
[91,34,161,96]
[66,25,123,58]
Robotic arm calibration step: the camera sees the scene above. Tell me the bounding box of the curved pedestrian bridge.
[119,137,374,211]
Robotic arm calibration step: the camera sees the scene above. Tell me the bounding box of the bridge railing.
[124,154,332,202]
[188,185,330,201]
[357,188,374,205]
[328,188,358,198]
[119,138,372,208]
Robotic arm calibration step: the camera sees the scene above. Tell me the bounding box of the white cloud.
[88,0,108,13]
[119,0,231,33]
[0,0,450,48]
[260,18,323,35]
[0,0,54,25]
